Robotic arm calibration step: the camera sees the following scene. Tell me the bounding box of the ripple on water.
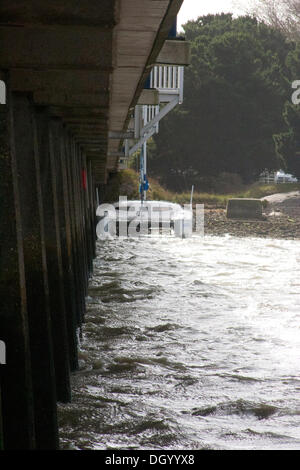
[59,235,300,450]
[191,400,278,420]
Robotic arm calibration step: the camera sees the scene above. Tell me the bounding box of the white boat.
[96,200,193,239]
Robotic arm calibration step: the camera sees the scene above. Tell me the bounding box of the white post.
[96,187,100,208]
[179,66,184,104]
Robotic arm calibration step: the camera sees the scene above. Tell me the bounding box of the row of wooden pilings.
[0,87,98,449]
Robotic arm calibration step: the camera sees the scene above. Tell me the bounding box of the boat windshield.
[114,201,182,213]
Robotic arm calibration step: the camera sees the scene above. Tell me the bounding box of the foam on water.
[58,235,300,450]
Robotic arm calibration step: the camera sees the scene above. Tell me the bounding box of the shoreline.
[202,192,300,240]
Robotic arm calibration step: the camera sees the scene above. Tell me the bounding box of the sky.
[178,0,251,30]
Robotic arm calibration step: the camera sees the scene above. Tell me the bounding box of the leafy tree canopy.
[149,14,295,191]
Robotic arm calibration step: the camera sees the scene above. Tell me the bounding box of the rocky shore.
[203,191,300,240]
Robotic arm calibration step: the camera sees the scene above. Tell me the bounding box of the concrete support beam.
[155,39,191,66]
[4,92,58,449]
[48,117,79,372]
[0,0,185,449]
[34,107,73,400]
[65,136,86,324]
[73,147,89,293]
[49,107,109,119]
[23,99,59,450]
[0,26,113,70]
[61,129,85,328]
[66,124,108,135]
[74,136,107,143]
[82,155,94,275]
[13,94,60,449]
[0,98,36,450]
[87,160,97,259]
[0,0,117,27]
[108,151,125,157]
[137,89,159,105]
[0,389,3,449]
[10,70,110,94]
[33,91,109,108]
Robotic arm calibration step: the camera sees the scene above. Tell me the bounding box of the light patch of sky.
[178,0,252,30]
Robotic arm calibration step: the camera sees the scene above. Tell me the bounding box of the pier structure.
[0,0,189,449]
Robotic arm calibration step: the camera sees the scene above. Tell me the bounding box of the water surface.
[59,235,300,450]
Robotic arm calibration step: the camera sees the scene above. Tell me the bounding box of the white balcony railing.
[142,105,159,133]
[122,64,185,159]
[149,65,184,103]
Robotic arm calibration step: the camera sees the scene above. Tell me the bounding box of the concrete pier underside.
[0,0,183,449]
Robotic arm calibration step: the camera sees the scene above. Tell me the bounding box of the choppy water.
[59,235,300,450]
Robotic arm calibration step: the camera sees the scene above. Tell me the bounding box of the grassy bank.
[104,169,300,208]
[103,169,175,202]
[175,182,300,207]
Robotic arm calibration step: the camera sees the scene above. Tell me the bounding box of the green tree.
[274,101,300,178]
[149,14,293,191]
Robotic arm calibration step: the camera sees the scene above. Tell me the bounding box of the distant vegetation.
[147,14,300,192]
[103,169,300,208]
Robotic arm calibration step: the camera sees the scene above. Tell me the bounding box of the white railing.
[259,172,298,184]
[124,65,185,159]
[142,105,159,133]
[150,65,182,90]
[259,175,275,184]
[150,65,184,103]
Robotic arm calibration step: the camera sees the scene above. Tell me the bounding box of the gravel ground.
[203,192,300,240]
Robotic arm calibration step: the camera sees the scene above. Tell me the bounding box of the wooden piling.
[34,107,72,402]
[0,91,35,450]
[49,117,78,372]
[9,93,58,449]
[65,134,86,325]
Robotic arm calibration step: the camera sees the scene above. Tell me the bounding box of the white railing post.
[179,66,184,104]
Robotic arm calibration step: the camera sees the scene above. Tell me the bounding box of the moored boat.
[96,199,193,239]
